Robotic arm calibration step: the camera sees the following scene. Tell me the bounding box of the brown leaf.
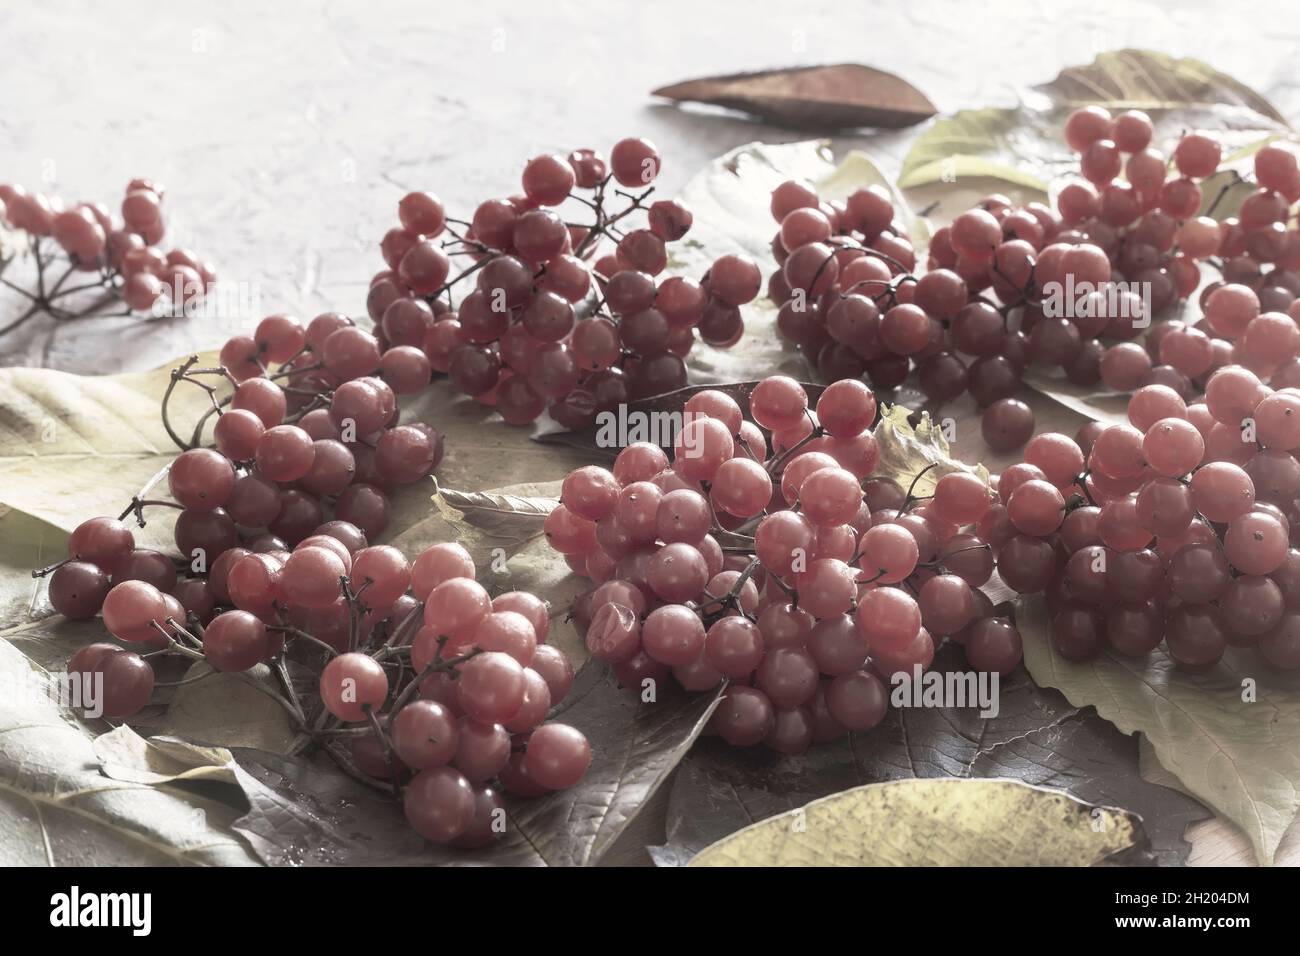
[654,64,937,130]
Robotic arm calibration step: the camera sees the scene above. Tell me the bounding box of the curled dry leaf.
[872,403,989,498]
[429,477,559,544]
[651,644,1206,867]
[93,726,238,786]
[653,63,937,130]
[687,777,1146,867]
[1018,594,1300,865]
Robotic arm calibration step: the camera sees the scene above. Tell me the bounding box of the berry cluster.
[765,171,1054,452]
[765,109,1300,456]
[43,302,587,846]
[0,178,214,334]
[1061,109,1300,399]
[985,369,1300,669]
[49,511,589,846]
[364,139,761,427]
[547,375,1023,756]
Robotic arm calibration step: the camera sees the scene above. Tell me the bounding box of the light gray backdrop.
[1,0,1292,372]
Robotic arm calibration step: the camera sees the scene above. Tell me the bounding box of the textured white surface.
[1,0,1296,373]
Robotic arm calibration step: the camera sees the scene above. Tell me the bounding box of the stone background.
[2,0,1296,372]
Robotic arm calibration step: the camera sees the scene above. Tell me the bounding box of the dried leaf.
[901,107,1057,194]
[0,641,258,866]
[94,727,240,786]
[137,662,298,755]
[653,63,936,130]
[0,352,218,547]
[687,778,1145,867]
[1018,594,1300,865]
[431,477,558,543]
[1020,370,1131,427]
[1045,51,1285,122]
[652,644,1207,867]
[871,403,988,497]
[498,666,723,866]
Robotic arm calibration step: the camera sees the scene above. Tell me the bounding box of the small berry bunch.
[765,109,1300,455]
[47,511,589,846]
[0,178,215,336]
[547,375,1022,756]
[985,369,1300,670]
[37,318,587,846]
[363,139,762,427]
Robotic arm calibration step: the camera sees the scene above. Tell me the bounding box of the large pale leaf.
[0,641,258,866]
[0,355,591,550]
[1019,594,1300,865]
[0,353,217,541]
[687,777,1145,867]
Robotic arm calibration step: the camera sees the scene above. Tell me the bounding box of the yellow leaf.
[688,777,1143,866]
